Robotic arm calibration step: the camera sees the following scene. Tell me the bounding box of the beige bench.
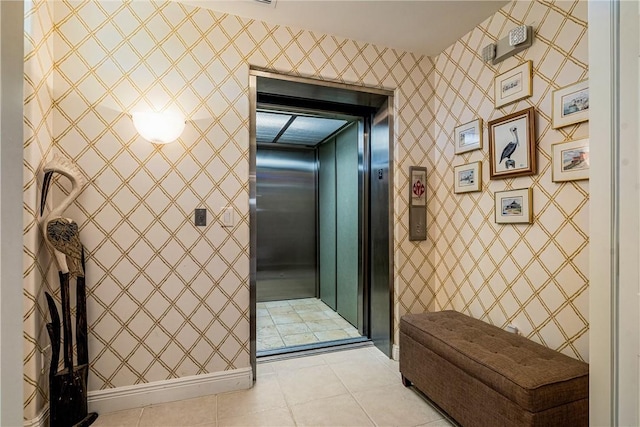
[399,311,588,427]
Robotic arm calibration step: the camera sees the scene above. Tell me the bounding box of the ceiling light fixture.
[131,112,185,144]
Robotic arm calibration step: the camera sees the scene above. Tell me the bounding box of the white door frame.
[589,1,640,425]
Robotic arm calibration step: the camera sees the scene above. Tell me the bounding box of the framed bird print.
[488,107,536,180]
[494,188,533,224]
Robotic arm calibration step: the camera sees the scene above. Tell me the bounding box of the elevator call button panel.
[409,166,427,241]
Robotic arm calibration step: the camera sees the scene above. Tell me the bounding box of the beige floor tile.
[282,332,318,346]
[277,364,349,405]
[268,354,326,373]
[292,303,329,313]
[305,319,343,332]
[353,383,443,427]
[257,324,280,337]
[329,358,400,392]
[92,408,143,427]
[256,316,274,326]
[298,311,330,321]
[217,374,286,420]
[322,347,376,364]
[314,329,350,341]
[218,407,296,427]
[256,362,275,376]
[257,308,270,317]
[346,328,362,337]
[257,335,285,351]
[271,313,303,324]
[267,305,296,315]
[138,395,216,426]
[275,322,310,335]
[290,394,374,427]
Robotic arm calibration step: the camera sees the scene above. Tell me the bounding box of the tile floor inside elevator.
[257,298,361,352]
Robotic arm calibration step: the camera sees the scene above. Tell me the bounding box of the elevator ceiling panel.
[278,116,348,146]
[256,110,349,146]
[256,111,292,144]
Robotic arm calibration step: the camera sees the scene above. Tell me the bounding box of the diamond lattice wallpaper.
[21,0,590,420]
[429,0,589,360]
[41,0,434,395]
[23,0,58,420]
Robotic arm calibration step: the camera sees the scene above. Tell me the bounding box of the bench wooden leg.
[401,375,412,387]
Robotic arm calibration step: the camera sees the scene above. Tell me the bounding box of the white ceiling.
[179,0,509,56]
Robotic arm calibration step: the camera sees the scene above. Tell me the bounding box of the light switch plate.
[222,207,234,227]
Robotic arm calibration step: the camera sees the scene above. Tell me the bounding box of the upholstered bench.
[399,311,588,427]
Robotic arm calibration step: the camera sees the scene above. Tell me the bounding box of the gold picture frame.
[453,162,482,194]
[552,79,589,129]
[552,138,589,182]
[494,188,533,224]
[488,107,536,180]
[494,60,533,108]
[454,118,483,154]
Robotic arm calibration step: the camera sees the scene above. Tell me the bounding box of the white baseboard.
[23,407,49,427]
[88,367,253,414]
[392,344,400,361]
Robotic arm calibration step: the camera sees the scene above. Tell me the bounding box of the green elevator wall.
[319,141,337,310]
[318,122,359,327]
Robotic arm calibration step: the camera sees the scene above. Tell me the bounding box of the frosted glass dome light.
[132,112,185,144]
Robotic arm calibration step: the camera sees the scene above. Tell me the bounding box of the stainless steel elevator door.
[256,147,317,302]
[369,99,393,357]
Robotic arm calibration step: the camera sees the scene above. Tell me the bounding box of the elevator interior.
[250,71,394,361]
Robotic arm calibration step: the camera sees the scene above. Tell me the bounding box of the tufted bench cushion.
[400,310,588,426]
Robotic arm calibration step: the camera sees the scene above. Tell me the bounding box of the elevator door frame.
[249,69,394,379]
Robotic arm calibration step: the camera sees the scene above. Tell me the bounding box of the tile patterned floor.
[93,346,456,427]
[257,298,361,352]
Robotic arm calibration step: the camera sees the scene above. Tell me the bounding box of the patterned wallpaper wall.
[21,0,590,419]
[23,0,58,420]
[36,0,434,397]
[429,0,589,360]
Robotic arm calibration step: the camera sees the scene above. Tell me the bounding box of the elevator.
[249,70,394,370]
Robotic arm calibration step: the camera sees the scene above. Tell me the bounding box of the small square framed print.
[494,60,533,108]
[494,188,533,224]
[454,162,481,194]
[454,118,483,154]
[552,138,589,182]
[552,79,589,129]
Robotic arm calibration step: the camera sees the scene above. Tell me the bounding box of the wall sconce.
[131,112,185,144]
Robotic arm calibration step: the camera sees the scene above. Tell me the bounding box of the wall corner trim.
[392,344,400,361]
[23,407,49,427]
[88,367,253,414]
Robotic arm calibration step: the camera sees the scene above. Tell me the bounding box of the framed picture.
[454,162,482,193]
[454,118,483,154]
[552,138,589,182]
[494,188,533,224]
[494,60,533,108]
[488,107,536,179]
[552,79,589,129]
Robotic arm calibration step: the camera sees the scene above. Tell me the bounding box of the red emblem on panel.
[413,179,425,198]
